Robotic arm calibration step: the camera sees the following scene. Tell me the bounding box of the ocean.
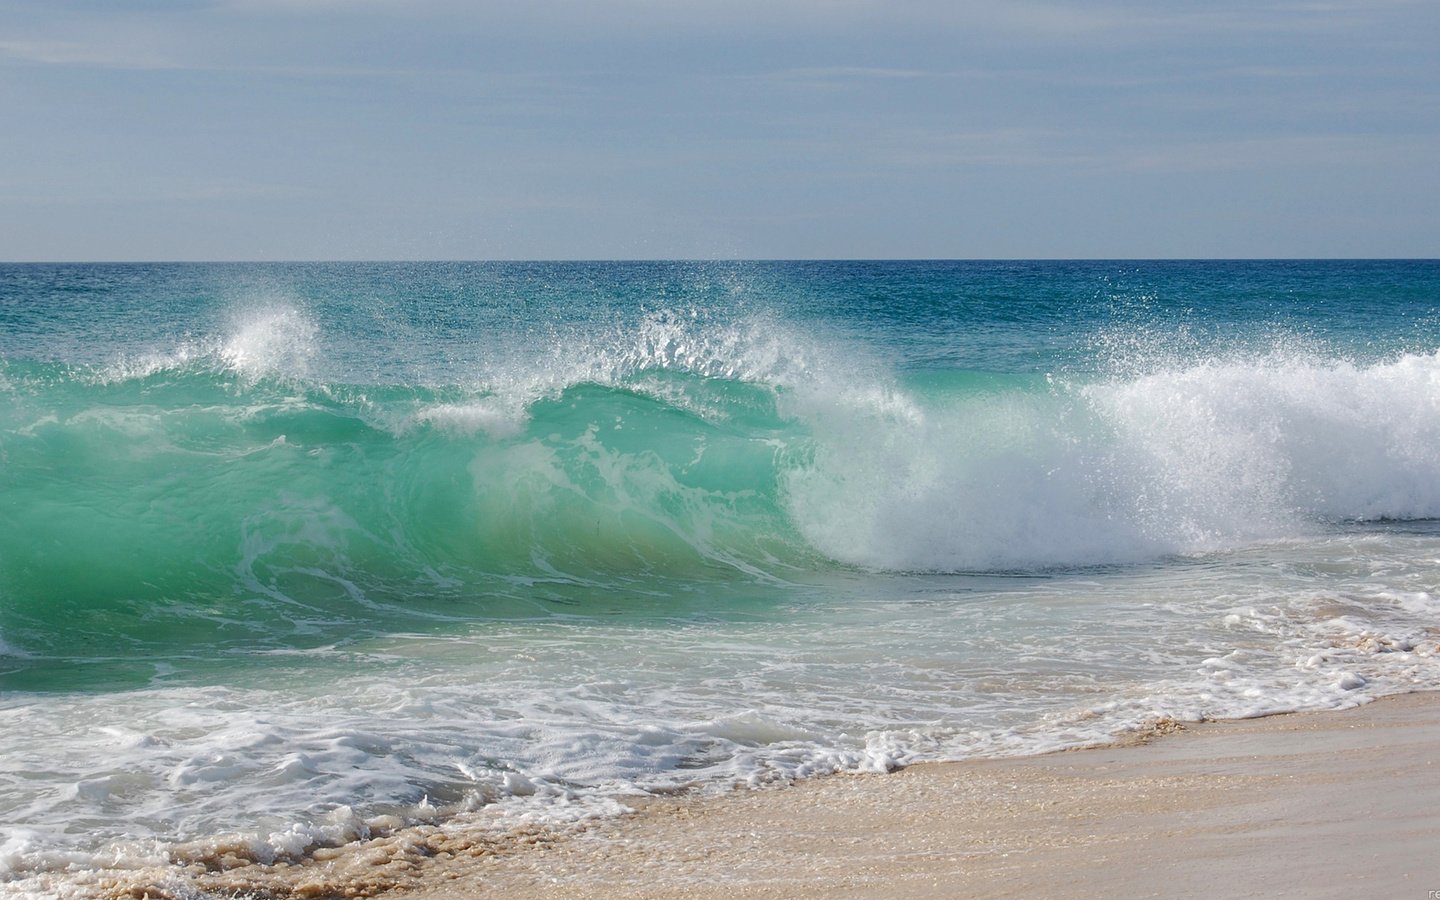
[2,260,1439,895]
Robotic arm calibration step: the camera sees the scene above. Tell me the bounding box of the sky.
[1,0,1437,260]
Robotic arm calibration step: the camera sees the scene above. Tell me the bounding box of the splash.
[783,346,1440,571]
[219,305,319,381]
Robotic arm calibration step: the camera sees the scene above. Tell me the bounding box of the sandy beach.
[110,689,1440,899]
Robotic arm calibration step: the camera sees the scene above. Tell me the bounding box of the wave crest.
[785,347,1440,572]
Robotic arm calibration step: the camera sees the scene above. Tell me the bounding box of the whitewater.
[2,260,1438,896]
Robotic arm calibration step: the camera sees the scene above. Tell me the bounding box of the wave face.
[4,259,1440,661]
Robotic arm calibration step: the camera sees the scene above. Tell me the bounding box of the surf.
[5,261,1440,894]
[6,310,1440,664]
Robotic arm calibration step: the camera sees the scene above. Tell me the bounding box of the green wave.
[0,362,820,658]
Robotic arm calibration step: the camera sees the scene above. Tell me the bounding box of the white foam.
[448,306,869,420]
[219,305,318,381]
[784,348,1440,573]
[1091,348,1440,523]
[89,299,320,386]
[4,545,1440,892]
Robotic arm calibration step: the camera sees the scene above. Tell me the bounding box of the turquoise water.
[3,261,1440,892]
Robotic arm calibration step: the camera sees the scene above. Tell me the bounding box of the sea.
[2,260,1439,895]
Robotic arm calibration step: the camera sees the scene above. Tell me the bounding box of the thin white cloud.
[0,175,313,206]
[777,66,927,80]
[1120,134,1435,173]
[0,38,179,69]
[873,127,1105,170]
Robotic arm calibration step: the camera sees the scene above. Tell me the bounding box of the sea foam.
[785,346,1440,572]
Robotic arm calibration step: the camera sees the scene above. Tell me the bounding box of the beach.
[103,689,1440,899]
[5,0,1437,890]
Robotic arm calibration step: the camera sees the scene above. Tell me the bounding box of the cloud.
[870,127,1104,170]
[777,66,928,80]
[0,37,178,69]
[1119,134,1434,173]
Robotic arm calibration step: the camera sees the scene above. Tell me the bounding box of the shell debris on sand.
[97,821,575,900]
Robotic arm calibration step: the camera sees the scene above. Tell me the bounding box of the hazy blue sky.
[2,1,1437,260]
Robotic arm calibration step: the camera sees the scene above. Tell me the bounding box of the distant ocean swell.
[4,309,1440,656]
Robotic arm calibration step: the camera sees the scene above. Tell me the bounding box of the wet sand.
[108,691,1440,899]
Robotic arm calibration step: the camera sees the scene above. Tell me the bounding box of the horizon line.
[3,257,1438,266]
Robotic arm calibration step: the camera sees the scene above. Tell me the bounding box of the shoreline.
[102,690,1440,899]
